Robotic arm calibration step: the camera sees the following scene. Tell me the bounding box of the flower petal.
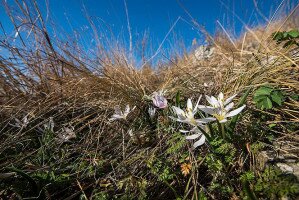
[198,106,215,115]
[205,95,214,106]
[172,106,185,118]
[219,119,228,123]
[218,92,224,102]
[114,105,122,116]
[193,135,206,148]
[224,94,237,105]
[186,134,201,140]
[196,117,216,123]
[124,105,130,115]
[226,105,246,118]
[225,102,234,112]
[169,116,185,123]
[210,96,219,107]
[193,95,202,114]
[187,98,193,111]
[179,129,190,133]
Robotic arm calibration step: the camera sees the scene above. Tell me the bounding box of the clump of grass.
[0,0,298,199]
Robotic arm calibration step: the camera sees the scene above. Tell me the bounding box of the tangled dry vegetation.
[0,1,298,199]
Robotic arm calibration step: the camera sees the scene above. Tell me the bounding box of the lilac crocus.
[152,91,168,108]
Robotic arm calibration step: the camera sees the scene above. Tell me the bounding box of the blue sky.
[1,0,298,59]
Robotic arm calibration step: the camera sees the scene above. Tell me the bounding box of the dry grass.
[0,0,298,199]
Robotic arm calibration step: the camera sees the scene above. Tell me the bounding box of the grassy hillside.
[0,1,298,199]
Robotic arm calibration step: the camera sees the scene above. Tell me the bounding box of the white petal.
[193,95,202,114]
[198,106,215,115]
[187,98,193,111]
[190,126,202,133]
[196,117,216,123]
[205,95,214,106]
[193,135,206,148]
[114,105,122,115]
[226,105,246,118]
[179,129,190,133]
[172,106,185,118]
[225,102,234,111]
[210,96,220,107]
[219,119,228,123]
[124,105,130,115]
[169,116,185,123]
[186,134,201,140]
[224,94,237,105]
[218,92,224,101]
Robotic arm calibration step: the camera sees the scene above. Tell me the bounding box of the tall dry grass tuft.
[0,0,298,198]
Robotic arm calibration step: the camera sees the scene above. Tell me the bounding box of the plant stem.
[216,120,225,139]
[221,123,225,139]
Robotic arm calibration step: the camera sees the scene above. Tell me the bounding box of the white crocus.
[180,125,207,148]
[148,107,156,119]
[109,105,135,121]
[199,93,246,123]
[205,92,237,109]
[170,96,214,126]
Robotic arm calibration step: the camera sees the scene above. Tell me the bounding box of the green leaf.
[253,95,267,103]
[228,87,251,133]
[290,94,299,100]
[175,90,181,107]
[263,97,273,109]
[271,91,283,106]
[268,123,276,128]
[283,32,289,38]
[287,30,299,38]
[272,32,283,41]
[254,86,273,96]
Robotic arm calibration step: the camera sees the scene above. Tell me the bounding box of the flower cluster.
[109,105,135,121]
[108,90,246,150]
[170,93,246,148]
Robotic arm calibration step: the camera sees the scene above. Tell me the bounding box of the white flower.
[43,117,54,132]
[170,96,214,126]
[14,116,29,128]
[199,93,246,123]
[152,90,168,108]
[109,105,135,121]
[58,126,76,142]
[205,92,237,109]
[148,107,156,119]
[128,129,134,137]
[180,126,207,148]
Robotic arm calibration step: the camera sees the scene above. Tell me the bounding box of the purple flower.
[152,91,168,108]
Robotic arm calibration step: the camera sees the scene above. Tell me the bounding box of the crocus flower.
[205,92,237,109]
[151,90,168,108]
[57,126,76,143]
[14,116,29,128]
[109,105,135,121]
[199,93,246,123]
[180,126,206,148]
[169,96,214,126]
[148,107,156,119]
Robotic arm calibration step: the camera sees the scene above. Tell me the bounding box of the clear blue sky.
[1,0,298,58]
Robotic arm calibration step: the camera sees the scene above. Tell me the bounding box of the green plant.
[254,166,299,199]
[272,29,299,48]
[253,86,284,110]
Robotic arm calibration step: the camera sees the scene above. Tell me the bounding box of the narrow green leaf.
[228,87,251,132]
[175,90,181,107]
